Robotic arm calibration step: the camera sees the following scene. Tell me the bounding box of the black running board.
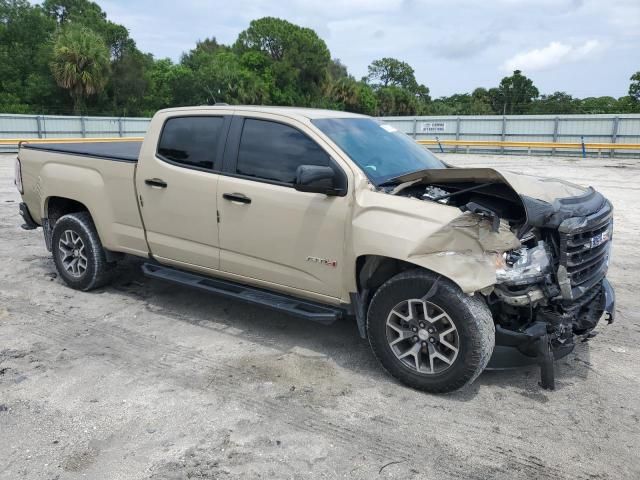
[142,263,342,325]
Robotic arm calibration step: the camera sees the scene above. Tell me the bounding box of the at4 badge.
[306,256,337,267]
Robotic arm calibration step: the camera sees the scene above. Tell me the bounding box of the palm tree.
[328,78,358,108]
[50,25,110,114]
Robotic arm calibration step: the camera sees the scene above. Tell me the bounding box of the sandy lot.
[1,152,639,480]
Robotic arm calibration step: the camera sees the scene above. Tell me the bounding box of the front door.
[217,116,349,299]
[136,114,230,270]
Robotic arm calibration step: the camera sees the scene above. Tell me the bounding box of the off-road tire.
[51,212,115,291]
[367,269,495,393]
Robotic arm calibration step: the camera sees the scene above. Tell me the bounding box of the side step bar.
[142,263,343,325]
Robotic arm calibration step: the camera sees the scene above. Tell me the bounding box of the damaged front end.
[386,168,616,389]
[487,192,615,389]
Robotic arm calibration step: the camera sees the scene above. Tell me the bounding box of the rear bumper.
[19,202,39,230]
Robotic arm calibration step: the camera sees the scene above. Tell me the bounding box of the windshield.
[312,117,444,185]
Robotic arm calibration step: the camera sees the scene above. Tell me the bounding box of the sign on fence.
[421,122,446,133]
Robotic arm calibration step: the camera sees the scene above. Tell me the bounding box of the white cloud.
[501,40,602,72]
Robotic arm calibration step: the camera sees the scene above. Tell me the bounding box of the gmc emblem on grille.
[588,231,609,249]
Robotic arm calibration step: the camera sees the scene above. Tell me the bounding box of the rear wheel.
[367,269,495,393]
[51,212,115,291]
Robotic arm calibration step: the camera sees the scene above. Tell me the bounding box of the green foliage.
[43,0,135,58]
[427,94,471,115]
[181,38,225,70]
[367,57,417,89]
[629,71,640,102]
[194,51,271,105]
[375,86,420,116]
[496,70,539,114]
[141,59,193,114]
[528,92,579,114]
[468,88,495,114]
[616,95,640,113]
[365,57,431,115]
[329,59,349,82]
[234,17,330,105]
[50,24,111,113]
[108,50,154,116]
[327,78,377,115]
[578,96,619,114]
[0,1,638,117]
[0,0,59,113]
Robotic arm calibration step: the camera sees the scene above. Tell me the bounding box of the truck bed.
[21,141,142,162]
[18,139,149,257]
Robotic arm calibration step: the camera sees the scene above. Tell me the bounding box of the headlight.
[496,241,551,286]
[14,157,23,194]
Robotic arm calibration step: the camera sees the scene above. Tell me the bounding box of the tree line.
[2,0,639,117]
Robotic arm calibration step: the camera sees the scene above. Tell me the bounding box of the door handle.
[145,178,167,188]
[223,193,251,204]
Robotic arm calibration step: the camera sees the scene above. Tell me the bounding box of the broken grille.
[558,203,613,301]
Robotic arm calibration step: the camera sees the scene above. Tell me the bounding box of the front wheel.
[367,270,495,393]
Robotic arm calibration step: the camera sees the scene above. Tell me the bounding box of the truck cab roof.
[20,106,368,163]
[156,105,368,122]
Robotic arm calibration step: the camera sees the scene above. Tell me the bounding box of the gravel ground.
[1,152,639,480]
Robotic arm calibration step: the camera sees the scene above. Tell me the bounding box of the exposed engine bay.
[384,170,615,389]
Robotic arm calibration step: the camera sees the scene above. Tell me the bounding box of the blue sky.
[96,0,639,98]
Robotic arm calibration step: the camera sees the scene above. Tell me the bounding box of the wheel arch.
[45,196,90,225]
[352,255,451,339]
[356,254,468,295]
[352,253,496,338]
[44,197,122,261]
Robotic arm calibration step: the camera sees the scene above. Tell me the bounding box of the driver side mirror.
[294,165,343,196]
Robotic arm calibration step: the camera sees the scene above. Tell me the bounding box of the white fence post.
[611,116,619,159]
[552,116,559,156]
[36,115,43,138]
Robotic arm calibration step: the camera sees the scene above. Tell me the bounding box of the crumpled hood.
[389,166,608,228]
[494,169,587,203]
[390,167,587,203]
[490,169,606,228]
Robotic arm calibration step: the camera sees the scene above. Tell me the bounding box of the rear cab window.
[157,116,225,170]
[236,118,330,184]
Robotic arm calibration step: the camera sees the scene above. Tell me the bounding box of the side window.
[236,118,330,184]
[157,116,224,170]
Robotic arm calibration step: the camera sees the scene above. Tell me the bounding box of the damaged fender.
[351,188,520,293]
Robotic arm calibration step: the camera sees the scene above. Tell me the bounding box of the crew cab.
[15,106,615,392]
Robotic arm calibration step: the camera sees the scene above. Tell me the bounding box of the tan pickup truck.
[15,106,615,392]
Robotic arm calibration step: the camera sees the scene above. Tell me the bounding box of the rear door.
[216,114,350,299]
[136,113,231,269]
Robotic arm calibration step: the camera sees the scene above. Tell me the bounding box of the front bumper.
[601,277,615,323]
[487,324,575,370]
[487,278,615,372]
